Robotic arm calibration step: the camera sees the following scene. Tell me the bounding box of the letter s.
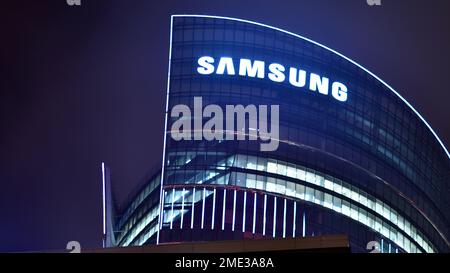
[197,56,215,75]
[268,63,285,82]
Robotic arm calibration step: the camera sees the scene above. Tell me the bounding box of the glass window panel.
[350,187,359,202]
[390,228,397,243]
[324,193,333,209]
[341,183,351,198]
[305,187,314,202]
[315,174,325,187]
[350,204,358,220]
[332,196,342,213]
[375,199,383,215]
[216,175,225,185]
[397,233,404,249]
[306,171,315,184]
[324,179,333,191]
[246,174,256,189]
[296,167,306,181]
[333,180,343,194]
[296,184,305,199]
[314,190,324,205]
[267,160,277,173]
[375,217,382,233]
[390,210,398,225]
[236,172,246,187]
[342,200,350,216]
[236,154,247,168]
[286,182,296,197]
[227,155,235,167]
[267,177,277,192]
[277,162,287,176]
[411,226,417,240]
[405,221,411,235]
[256,157,266,171]
[275,179,286,194]
[246,156,257,170]
[287,165,297,178]
[359,192,368,207]
[397,216,404,230]
[359,208,367,226]
[256,175,265,190]
[367,197,375,211]
[382,204,390,220]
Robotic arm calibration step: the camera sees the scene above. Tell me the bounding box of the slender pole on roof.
[102,162,106,248]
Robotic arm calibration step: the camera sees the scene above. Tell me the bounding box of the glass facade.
[111,15,450,253]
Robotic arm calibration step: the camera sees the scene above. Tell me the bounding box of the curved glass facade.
[111,15,450,253]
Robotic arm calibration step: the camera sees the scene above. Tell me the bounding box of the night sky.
[1,0,449,252]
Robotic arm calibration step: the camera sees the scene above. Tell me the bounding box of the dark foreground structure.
[103,15,450,253]
[92,235,349,253]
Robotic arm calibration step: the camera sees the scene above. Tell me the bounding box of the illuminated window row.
[117,191,160,245]
[120,206,159,247]
[160,171,424,253]
[225,154,435,253]
[222,171,421,252]
[135,224,158,247]
[164,152,436,252]
[160,185,404,253]
[118,175,161,230]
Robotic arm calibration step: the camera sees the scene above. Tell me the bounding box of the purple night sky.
[1,0,449,252]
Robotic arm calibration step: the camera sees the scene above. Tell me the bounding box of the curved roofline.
[172,14,450,159]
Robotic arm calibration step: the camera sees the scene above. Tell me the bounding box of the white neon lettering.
[197,56,348,102]
[268,63,285,82]
[332,81,348,102]
[239,59,265,78]
[197,56,215,75]
[216,57,235,75]
[289,68,307,87]
[309,73,329,95]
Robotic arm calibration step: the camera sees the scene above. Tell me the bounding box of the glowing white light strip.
[242,191,247,233]
[212,188,216,230]
[191,188,195,229]
[253,192,257,234]
[283,198,287,238]
[381,238,384,253]
[222,189,226,230]
[181,188,185,229]
[160,191,166,230]
[232,189,237,231]
[201,188,206,229]
[170,188,175,229]
[263,194,267,236]
[101,162,106,247]
[273,196,277,238]
[157,14,174,245]
[293,201,296,238]
[302,212,306,237]
[171,14,450,159]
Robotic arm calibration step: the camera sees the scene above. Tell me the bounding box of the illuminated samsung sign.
[197,56,348,102]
